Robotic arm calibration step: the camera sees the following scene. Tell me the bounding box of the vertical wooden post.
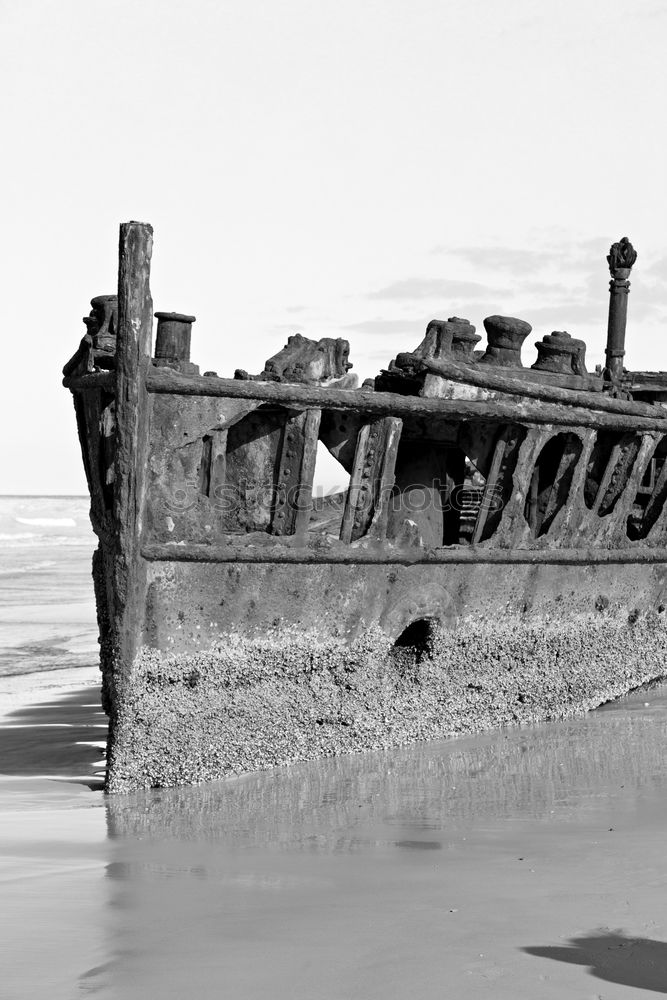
[112,221,154,684]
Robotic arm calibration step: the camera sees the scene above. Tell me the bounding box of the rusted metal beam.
[63,371,115,391]
[271,408,322,536]
[340,416,402,543]
[414,355,655,417]
[143,368,667,432]
[471,427,511,544]
[141,542,667,565]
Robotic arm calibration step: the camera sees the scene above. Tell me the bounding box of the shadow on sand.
[0,685,107,789]
[523,930,667,994]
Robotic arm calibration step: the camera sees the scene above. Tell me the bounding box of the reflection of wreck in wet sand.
[63,226,667,791]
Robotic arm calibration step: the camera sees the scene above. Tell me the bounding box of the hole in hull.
[309,441,350,537]
[392,618,435,661]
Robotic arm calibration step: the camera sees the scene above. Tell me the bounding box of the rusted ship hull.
[64,224,667,791]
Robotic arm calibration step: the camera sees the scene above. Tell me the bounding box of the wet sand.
[2,672,667,999]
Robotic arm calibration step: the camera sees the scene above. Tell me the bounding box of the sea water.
[0,496,97,676]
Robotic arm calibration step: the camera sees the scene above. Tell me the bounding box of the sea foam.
[15,517,77,528]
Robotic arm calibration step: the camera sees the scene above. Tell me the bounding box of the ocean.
[0,496,98,677]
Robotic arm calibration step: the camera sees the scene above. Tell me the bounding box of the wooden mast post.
[111,221,154,696]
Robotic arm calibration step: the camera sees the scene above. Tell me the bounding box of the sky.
[2,0,667,493]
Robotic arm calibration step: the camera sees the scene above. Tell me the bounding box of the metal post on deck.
[605,236,637,383]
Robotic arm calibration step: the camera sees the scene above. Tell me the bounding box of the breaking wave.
[15,517,77,527]
[0,560,57,576]
[1,535,91,549]
[0,499,94,549]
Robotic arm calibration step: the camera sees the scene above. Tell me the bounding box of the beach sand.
[0,668,107,998]
[2,669,667,999]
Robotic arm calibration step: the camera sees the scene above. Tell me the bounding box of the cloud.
[430,246,560,272]
[627,299,667,322]
[361,347,406,362]
[641,255,667,280]
[519,303,604,328]
[344,318,427,336]
[367,278,502,301]
[636,0,667,16]
[349,237,662,352]
[429,238,614,275]
[516,298,666,330]
[568,236,617,258]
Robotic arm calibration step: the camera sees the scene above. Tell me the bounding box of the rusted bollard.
[479,315,531,367]
[154,312,199,375]
[532,331,586,375]
[447,318,480,360]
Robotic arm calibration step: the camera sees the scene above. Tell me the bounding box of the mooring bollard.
[154,311,199,374]
[479,315,532,367]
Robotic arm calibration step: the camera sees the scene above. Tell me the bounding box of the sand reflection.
[107,688,667,847]
[91,685,667,999]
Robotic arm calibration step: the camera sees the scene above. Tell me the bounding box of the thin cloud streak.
[430,246,560,272]
[641,256,667,280]
[367,278,502,301]
[344,318,428,337]
[429,239,613,275]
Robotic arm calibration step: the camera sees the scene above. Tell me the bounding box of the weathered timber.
[113,221,154,685]
[140,542,667,565]
[144,367,667,432]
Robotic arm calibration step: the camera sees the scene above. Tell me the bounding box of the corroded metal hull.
[64,224,667,791]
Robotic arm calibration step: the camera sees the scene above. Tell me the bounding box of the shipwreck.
[64,223,667,792]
